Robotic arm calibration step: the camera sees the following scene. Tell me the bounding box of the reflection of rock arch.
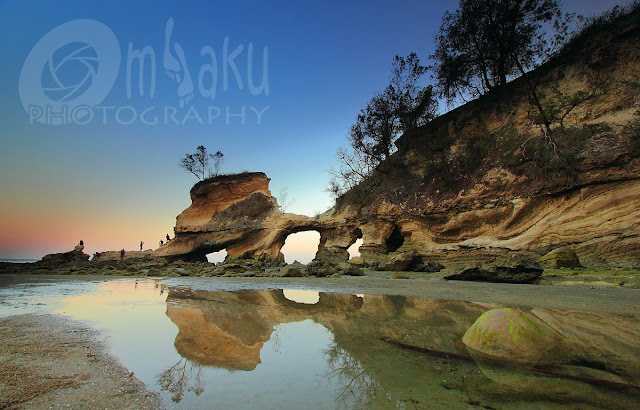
[164,288,485,372]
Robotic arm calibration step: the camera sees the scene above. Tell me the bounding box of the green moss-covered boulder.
[463,308,558,360]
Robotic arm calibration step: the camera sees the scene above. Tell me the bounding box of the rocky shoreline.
[1,255,639,290]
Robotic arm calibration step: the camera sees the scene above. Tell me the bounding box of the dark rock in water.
[445,261,543,284]
[37,249,90,267]
[538,247,583,269]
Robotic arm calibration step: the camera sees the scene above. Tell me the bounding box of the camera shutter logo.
[19,19,121,124]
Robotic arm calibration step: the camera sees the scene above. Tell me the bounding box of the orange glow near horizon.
[281,231,321,264]
[0,203,178,259]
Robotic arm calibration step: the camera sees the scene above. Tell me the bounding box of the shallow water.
[1,277,639,409]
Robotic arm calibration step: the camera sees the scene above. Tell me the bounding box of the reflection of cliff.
[165,288,493,372]
[165,287,640,386]
[165,289,364,371]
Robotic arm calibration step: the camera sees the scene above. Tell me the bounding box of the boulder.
[306,261,333,277]
[377,250,444,272]
[278,264,306,277]
[463,308,558,368]
[347,256,366,267]
[444,260,542,284]
[377,250,425,271]
[538,247,583,269]
[37,249,90,267]
[314,248,349,264]
[336,262,364,276]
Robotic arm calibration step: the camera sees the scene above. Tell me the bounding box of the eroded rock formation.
[156,172,355,263]
[157,10,640,269]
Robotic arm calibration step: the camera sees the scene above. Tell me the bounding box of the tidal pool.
[1,277,639,409]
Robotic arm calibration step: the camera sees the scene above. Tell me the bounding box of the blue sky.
[0,0,632,259]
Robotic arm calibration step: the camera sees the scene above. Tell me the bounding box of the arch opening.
[385,225,404,252]
[280,231,320,264]
[206,249,227,264]
[347,238,364,259]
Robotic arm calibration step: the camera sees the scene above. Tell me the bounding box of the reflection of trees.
[324,342,381,408]
[156,357,205,403]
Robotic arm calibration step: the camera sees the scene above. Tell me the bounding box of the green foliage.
[433,0,571,102]
[349,54,437,165]
[558,1,640,57]
[329,53,437,198]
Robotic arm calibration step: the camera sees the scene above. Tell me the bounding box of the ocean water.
[0,258,38,263]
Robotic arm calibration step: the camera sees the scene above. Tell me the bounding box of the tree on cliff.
[432,0,574,154]
[328,53,437,197]
[179,146,224,180]
[433,0,571,102]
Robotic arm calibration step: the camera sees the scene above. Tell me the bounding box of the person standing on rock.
[140,241,144,251]
[166,234,171,242]
[120,249,125,261]
[159,239,164,246]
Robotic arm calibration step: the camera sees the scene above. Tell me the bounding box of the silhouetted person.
[140,241,144,251]
[79,240,84,246]
[166,234,171,242]
[120,249,125,261]
[159,239,164,246]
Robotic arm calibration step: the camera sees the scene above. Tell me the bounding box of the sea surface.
[1,276,639,409]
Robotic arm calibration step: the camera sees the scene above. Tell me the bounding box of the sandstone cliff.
[330,7,640,268]
[160,8,640,269]
[156,172,349,263]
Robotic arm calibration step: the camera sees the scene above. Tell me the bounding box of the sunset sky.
[0,0,631,261]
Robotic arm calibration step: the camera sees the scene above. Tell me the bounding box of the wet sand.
[0,273,638,408]
[0,313,162,409]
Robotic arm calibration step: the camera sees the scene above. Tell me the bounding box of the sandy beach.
[0,312,161,409]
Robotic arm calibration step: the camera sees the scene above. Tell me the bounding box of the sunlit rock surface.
[156,171,640,269]
[156,11,640,268]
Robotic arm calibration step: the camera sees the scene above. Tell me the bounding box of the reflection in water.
[157,358,204,403]
[463,308,559,385]
[283,289,320,304]
[47,279,640,409]
[161,287,640,408]
[323,344,380,408]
